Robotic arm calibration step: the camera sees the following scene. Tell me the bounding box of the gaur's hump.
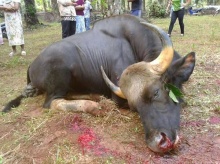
[93,14,144,29]
[92,14,147,35]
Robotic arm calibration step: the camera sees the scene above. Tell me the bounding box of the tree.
[92,0,122,16]
[106,0,122,16]
[23,0,40,26]
[51,0,60,20]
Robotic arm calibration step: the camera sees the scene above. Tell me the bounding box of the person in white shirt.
[83,0,92,31]
[57,0,77,38]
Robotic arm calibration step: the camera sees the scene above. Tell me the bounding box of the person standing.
[75,0,86,33]
[0,26,3,45]
[57,0,77,39]
[83,0,92,31]
[167,0,191,37]
[128,0,142,17]
[0,0,26,57]
[0,3,3,45]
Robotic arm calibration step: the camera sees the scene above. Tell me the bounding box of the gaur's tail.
[2,95,25,113]
[2,67,31,113]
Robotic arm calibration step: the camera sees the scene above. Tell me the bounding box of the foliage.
[148,0,166,18]
[0,11,3,18]
[23,0,40,26]
[207,0,220,5]
[35,0,45,11]
[165,83,183,103]
[91,0,108,15]
[25,4,37,15]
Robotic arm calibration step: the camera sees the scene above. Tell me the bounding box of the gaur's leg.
[42,67,72,108]
[51,99,105,116]
[22,83,40,97]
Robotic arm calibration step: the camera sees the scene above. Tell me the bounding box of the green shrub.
[148,0,166,18]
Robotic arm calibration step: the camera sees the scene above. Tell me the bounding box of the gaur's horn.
[141,22,174,74]
[100,66,126,99]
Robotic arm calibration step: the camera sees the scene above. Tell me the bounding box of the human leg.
[85,18,90,31]
[69,20,76,36]
[0,28,3,45]
[168,11,178,35]
[61,20,70,38]
[76,16,86,34]
[131,10,142,17]
[9,45,17,57]
[21,44,26,56]
[76,16,80,34]
[177,9,185,35]
[20,44,25,51]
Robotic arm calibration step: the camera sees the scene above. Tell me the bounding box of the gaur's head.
[101,22,195,153]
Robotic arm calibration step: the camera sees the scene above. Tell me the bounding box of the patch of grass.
[2,56,29,68]
[0,155,3,164]
[52,144,80,163]
[104,156,115,164]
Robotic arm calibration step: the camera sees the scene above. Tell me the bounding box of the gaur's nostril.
[158,132,174,152]
[160,132,167,138]
[159,132,168,145]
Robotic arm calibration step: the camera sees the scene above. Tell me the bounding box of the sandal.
[21,51,26,56]
[9,52,16,57]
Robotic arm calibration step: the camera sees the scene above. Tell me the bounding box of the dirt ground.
[0,98,220,163]
[0,16,220,164]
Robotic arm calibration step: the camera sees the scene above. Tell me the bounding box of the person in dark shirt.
[128,0,142,17]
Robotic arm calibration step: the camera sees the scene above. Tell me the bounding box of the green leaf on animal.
[169,90,179,103]
[165,83,183,98]
[165,83,183,103]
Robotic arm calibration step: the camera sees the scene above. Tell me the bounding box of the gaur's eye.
[153,89,159,99]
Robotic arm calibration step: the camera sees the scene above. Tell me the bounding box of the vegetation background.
[0,12,220,163]
[1,0,220,26]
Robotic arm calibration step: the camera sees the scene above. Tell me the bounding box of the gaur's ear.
[165,52,196,88]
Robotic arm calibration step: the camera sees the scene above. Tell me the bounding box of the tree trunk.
[24,0,40,26]
[51,0,60,21]
[43,0,47,12]
[107,0,122,16]
[143,0,146,12]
